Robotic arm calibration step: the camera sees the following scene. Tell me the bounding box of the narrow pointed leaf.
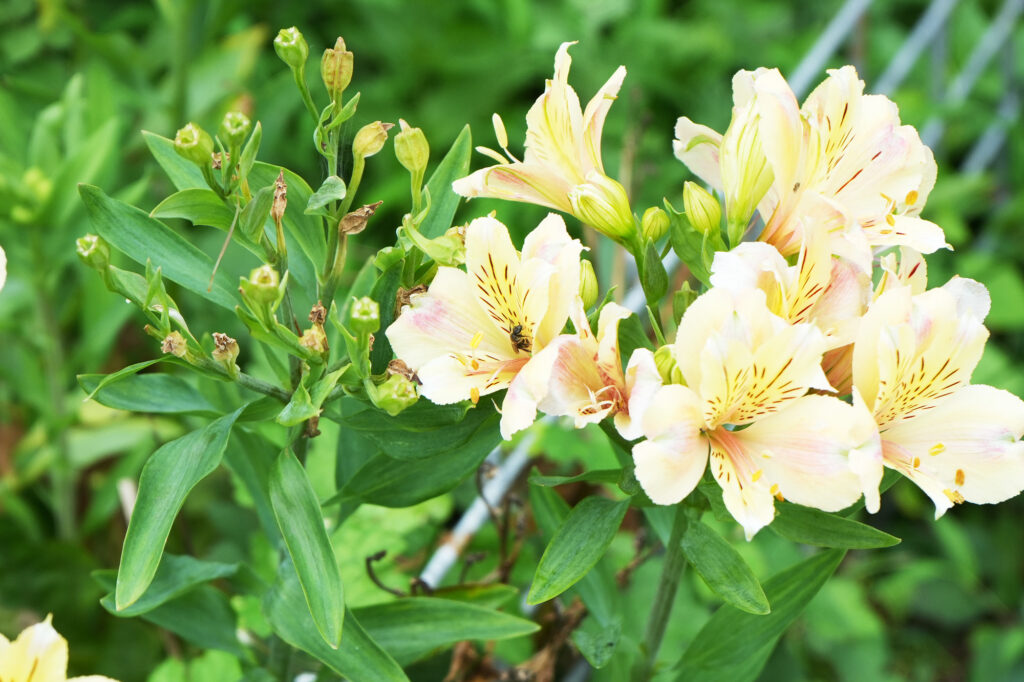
[151,188,235,230]
[115,409,242,609]
[674,549,845,681]
[100,555,237,616]
[269,450,345,648]
[770,502,901,549]
[79,372,217,415]
[420,124,471,238]
[681,519,770,615]
[527,495,628,605]
[142,130,205,190]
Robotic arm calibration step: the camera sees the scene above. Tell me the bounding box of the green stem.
[635,503,688,682]
[293,67,319,124]
[337,155,365,217]
[191,357,291,402]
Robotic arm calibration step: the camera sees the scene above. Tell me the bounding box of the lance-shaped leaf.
[269,450,346,648]
[79,371,218,416]
[674,549,846,681]
[99,555,237,616]
[770,502,900,549]
[681,518,770,615]
[528,495,628,605]
[355,598,539,666]
[420,124,471,238]
[264,560,408,682]
[115,408,243,610]
[305,175,347,215]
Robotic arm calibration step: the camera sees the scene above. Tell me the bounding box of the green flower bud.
[683,181,722,236]
[641,206,670,242]
[321,37,354,101]
[219,111,251,148]
[274,27,309,71]
[174,122,214,167]
[239,265,283,308]
[349,296,380,335]
[653,345,685,385]
[372,373,418,416]
[76,234,110,271]
[579,259,599,310]
[567,173,635,242]
[352,121,392,159]
[394,119,429,174]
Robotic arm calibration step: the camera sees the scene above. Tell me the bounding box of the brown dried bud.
[309,301,327,325]
[395,284,428,311]
[211,152,230,171]
[211,333,239,363]
[271,170,288,224]
[161,331,187,357]
[299,325,329,354]
[387,358,419,383]
[339,200,383,236]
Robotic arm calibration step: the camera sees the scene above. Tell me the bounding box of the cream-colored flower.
[453,42,635,241]
[675,66,946,269]
[386,213,582,407]
[499,300,660,439]
[854,278,1024,517]
[0,615,118,682]
[0,244,6,292]
[632,288,882,539]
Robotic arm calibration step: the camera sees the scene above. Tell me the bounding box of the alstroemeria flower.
[0,615,118,682]
[632,288,882,539]
[0,244,6,292]
[675,66,946,269]
[386,213,582,406]
[453,42,635,242]
[853,278,1024,517]
[500,299,660,439]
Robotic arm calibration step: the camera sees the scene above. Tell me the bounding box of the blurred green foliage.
[1,0,1023,679]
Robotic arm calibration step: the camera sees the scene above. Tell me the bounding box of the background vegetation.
[1,0,1023,679]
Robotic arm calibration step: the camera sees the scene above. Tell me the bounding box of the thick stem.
[635,503,688,682]
[293,68,320,125]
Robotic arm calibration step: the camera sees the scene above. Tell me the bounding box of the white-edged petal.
[632,385,709,504]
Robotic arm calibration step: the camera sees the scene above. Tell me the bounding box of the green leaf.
[269,450,346,648]
[420,124,472,238]
[77,358,164,402]
[681,518,770,615]
[79,372,218,415]
[342,400,494,460]
[368,257,405,373]
[239,121,262,179]
[99,554,237,616]
[46,118,120,226]
[674,549,846,682]
[115,409,242,610]
[770,502,901,549]
[151,188,235,230]
[305,175,347,215]
[528,496,629,605]
[431,584,519,610]
[641,239,668,304]
[572,619,621,669]
[248,163,327,281]
[142,131,205,190]
[79,184,237,310]
[528,469,622,488]
[223,430,280,542]
[263,560,408,682]
[355,598,539,666]
[239,185,273,241]
[330,413,500,508]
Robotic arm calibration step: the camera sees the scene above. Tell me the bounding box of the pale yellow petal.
[709,431,777,540]
[581,65,626,175]
[615,348,663,441]
[523,42,586,183]
[672,117,724,191]
[881,385,1024,518]
[632,385,709,504]
[452,163,572,213]
[521,214,584,348]
[0,616,69,682]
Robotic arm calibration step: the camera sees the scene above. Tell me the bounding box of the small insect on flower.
[509,324,532,353]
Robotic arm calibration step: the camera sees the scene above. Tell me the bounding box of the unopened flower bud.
[174,123,214,167]
[76,234,110,271]
[568,173,635,242]
[641,206,670,242]
[321,37,354,101]
[683,181,721,236]
[653,345,685,385]
[240,265,282,307]
[372,373,418,416]
[274,27,309,72]
[349,296,380,335]
[395,119,429,175]
[161,331,188,358]
[299,325,329,354]
[339,201,382,236]
[579,260,599,310]
[352,121,392,159]
[219,111,251,148]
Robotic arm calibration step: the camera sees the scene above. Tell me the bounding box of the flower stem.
[635,503,688,681]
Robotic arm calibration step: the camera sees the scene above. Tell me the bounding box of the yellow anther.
[905,190,919,206]
[769,484,780,496]
[885,213,896,227]
[470,359,480,370]
[774,491,785,502]
[470,331,484,349]
[470,387,480,405]
[492,113,509,150]
[751,469,763,483]
[955,469,965,486]
[929,443,946,456]
[912,457,920,469]
[943,488,965,504]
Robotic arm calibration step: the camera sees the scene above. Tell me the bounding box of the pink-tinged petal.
[881,385,1024,518]
[822,343,855,397]
[708,430,777,540]
[673,117,724,191]
[522,214,584,348]
[595,301,631,380]
[418,353,525,405]
[523,42,586,182]
[536,334,617,428]
[0,616,69,682]
[615,348,663,441]
[499,354,554,439]
[633,384,709,504]
[731,394,883,515]
[386,267,512,371]
[810,252,871,347]
[452,163,573,213]
[581,64,626,175]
